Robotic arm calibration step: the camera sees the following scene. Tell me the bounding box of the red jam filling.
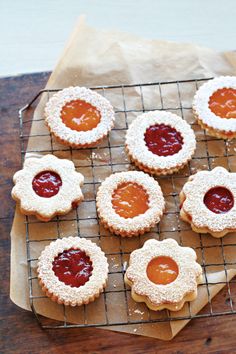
[204,186,234,214]
[209,88,236,118]
[52,248,93,287]
[32,171,62,198]
[112,182,149,218]
[147,256,179,285]
[61,99,101,132]
[144,123,183,156]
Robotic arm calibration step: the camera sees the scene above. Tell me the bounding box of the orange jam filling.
[112,182,149,218]
[147,256,179,285]
[209,88,236,118]
[61,99,101,131]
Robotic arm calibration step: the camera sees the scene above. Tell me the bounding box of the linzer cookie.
[180,167,236,237]
[125,238,202,311]
[125,111,196,175]
[96,171,165,237]
[193,76,236,139]
[37,237,109,306]
[11,154,84,221]
[45,86,115,148]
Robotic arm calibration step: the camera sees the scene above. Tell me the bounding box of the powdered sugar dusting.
[180,167,236,236]
[37,237,109,306]
[193,76,236,134]
[12,154,84,220]
[125,238,202,308]
[125,111,196,175]
[96,171,165,236]
[45,86,115,147]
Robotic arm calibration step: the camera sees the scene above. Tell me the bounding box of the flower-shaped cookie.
[180,167,236,237]
[125,238,202,311]
[12,154,84,221]
[193,76,236,139]
[45,86,115,148]
[37,237,109,306]
[96,171,165,237]
[125,111,196,175]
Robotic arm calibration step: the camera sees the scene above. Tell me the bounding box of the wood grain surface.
[1,73,236,354]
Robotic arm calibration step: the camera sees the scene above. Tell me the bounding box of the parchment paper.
[10,17,236,340]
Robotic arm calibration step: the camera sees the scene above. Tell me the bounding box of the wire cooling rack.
[18,78,236,329]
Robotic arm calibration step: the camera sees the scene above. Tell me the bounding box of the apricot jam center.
[209,88,236,118]
[147,256,179,285]
[144,123,183,156]
[52,248,93,287]
[112,182,149,218]
[204,186,234,214]
[32,171,62,198]
[61,99,101,131]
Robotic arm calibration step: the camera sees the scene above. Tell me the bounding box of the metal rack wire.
[19,78,236,329]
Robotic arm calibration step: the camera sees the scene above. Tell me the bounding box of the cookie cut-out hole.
[146,256,179,285]
[112,182,149,218]
[32,171,62,198]
[52,248,93,287]
[209,88,236,118]
[204,186,234,214]
[144,123,183,156]
[61,99,101,131]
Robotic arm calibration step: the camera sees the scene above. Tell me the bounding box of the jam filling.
[147,256,179,285]
[112,182,149,218]
[209,88,236,118]
[204,186,234,214]
[61,99,101,131]
[52,248,93,287]
[32,171,62,198]
[144,123,183,156]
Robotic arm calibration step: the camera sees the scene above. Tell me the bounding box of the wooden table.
[1,73,236,354]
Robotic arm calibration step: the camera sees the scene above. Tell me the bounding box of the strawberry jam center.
[32,171,62,198]
[209,88,236,118]
[147,256,179,285]
[204,186,234,214]
[61,99,101,131]
[112,182,149,218]
[144,123,183,156]
[52,248,93,287]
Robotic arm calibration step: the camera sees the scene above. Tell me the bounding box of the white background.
[0,0,235,77]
